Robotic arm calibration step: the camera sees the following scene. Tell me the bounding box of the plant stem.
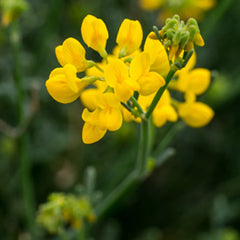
[145,68,176,119]
[95,118,151,218]
[95,67,177,221]
[136,119,150,176]
[95,170,138,218]
[130,96,145,115]
[10,21,35,235]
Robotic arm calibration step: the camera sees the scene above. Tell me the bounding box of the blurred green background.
[0,0,240,239]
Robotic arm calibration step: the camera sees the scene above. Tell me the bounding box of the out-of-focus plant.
[0,0,39,237]
[38,13,214,238]
[139,0,216,23]
[0,0,28,27]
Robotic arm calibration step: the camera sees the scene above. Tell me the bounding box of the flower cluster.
[37,193,96,234]
[139,0,216,22]
[46,14,214,144]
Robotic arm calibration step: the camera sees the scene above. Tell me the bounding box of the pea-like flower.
[46,64,87,104]
[82,93,122,144]
[116,19,143,57]
[81,14,109,57]
[177,93,214,127]
[55,37,89,72]
[104,59,139,101]
[130,52,165,96]
[45,14,214,144]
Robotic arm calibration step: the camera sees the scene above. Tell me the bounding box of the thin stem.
[10,21,36,235]
[146,68,176,119]
[130,96,145,115]
[95,171,138,218]
[95,118,151,218]
[136,119,150,176]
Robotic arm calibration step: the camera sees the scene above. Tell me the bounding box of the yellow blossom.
[116,19,143,56]
[82,93,122,144]
[144,34,170,76]
[178,93,214,127]
[139,0,216,22]
[152,90,178,127]
[55,37,89,72]
[130,52,165,96]
[169,53,211,96]
[139,0,162,10]
[81,14,109,57]
[46,64,87,104]
[104,59,139,101]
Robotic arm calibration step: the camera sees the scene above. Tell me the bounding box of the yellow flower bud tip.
[81,14,109,53]
[169,44,179,60]
[194,32,205,46]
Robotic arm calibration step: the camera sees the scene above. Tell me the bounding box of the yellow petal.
[46,65,85,104]
[138,72,165,96]
[185,68,211,95]
[115,82,133,102]
[55,37,87,72]
[99,108,123,131]
[139,0,163,10]
[144,35,170,76]
[104,59,129,87]
[153,105,178,127]
[82,122,107,144]
[178,102,214,128]
[130,52,151,80]
[80,88,102,111]
[116,19,143,55]
[63,64,79,93]
[81,14,109,53]
[194,0,216,10]
[46,75,79,104]
[194,32,205,47]
[101,92,121,108]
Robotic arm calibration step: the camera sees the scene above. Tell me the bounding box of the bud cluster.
[152,15,205,61]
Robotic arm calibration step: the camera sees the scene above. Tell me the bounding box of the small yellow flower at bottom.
[82,93,123,144]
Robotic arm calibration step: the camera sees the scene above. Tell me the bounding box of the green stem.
[10,21,35,235]
[95,119,151,218]
[136,119,150,176]
[130,96,145,115]
[146,68,176,119]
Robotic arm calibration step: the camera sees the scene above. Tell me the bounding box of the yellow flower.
[130,52,165,96]
[104,59,139,101]
[46,64,87,104]
[116,19,143,56]
[140,0,216,22]
[139,0,162,10]
[178,93,214,128]
[143,34,170,76]
[81,14,109,57]
[55,37,89,72]
[152,90,178,127]
[170,53,211,96]
[82,93,123,144]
